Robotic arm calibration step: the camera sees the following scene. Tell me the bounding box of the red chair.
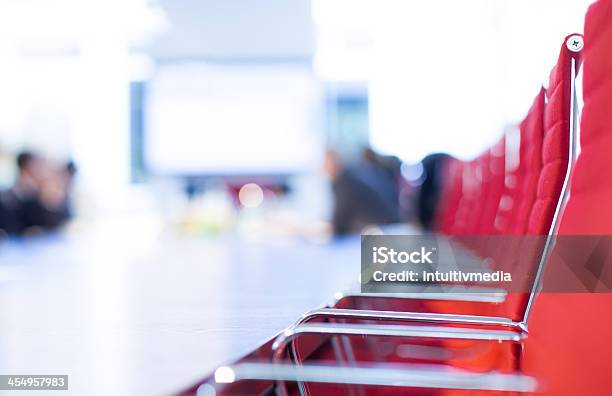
[501,33,583,322]
[470,139,505,235]
[492,127,520,234]
[522,1,612,395]
[436,158,464,235]
[509,90,546,235]
[462,156,488,235]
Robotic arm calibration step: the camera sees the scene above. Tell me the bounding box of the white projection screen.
[144,62,323,176]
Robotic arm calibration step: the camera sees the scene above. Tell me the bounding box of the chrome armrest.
[296,307,523,330]
[334,288,507,305]
[272,322,524,364]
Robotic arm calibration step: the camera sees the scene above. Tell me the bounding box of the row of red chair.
[182,1,612,394]
[186,35,576,394]
[435,43,575,238]
[420,36,580,327]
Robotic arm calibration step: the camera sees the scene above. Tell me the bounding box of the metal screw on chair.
[566,35,583,52]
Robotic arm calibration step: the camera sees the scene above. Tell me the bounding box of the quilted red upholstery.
[436,158,464,234]
[526,40,579,235]
[466,153,490,233]
[436,90,545,237]
[492,130,519,234]
[450,159,482,235]
[478,138,506,234]
[558,1,612,234]
[512,90,546,234]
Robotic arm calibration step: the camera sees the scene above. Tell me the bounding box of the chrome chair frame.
[273,317,525,395]
[244,323,524,396]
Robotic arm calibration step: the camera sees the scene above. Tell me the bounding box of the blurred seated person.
[0,151,75,236]
[325,148,401,236]
[41,160,76,227]
[416,153,451,231]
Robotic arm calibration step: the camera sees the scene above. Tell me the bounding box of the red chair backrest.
[478,137,506,234]
[512,90,546,235]
[501,36,581,322]
[446,159,478,235]
[436,157,464,234]
[493,124,525,234]
[527,40,579,235]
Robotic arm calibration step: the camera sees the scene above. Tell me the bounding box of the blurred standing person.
[325,148,401,236]
[417,153,451,231]
[39,160,77,229]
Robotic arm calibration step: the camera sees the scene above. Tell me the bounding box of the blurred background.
[0,2,598,394]
[0,0,593,240]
